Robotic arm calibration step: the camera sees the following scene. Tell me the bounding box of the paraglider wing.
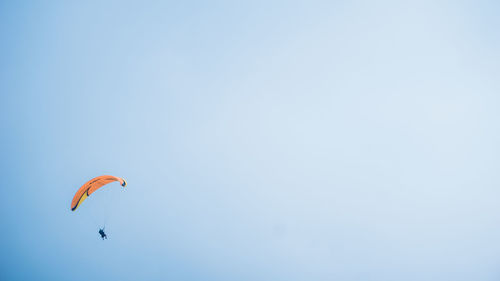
[71,175,126,211]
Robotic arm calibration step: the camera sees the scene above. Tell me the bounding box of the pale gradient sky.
[1,1,500,280]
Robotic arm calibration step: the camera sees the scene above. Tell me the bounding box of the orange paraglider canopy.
[71,175,126,211]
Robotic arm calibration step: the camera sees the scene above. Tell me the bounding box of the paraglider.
[70,175,127,239]
[99,228,107,240]
[70,175,126,211]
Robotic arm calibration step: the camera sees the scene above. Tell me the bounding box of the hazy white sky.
[1,1,500,280]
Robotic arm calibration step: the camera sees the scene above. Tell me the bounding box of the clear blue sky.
[1,1,500,280]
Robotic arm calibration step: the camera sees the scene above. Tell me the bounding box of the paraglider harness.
[99,227,107,240]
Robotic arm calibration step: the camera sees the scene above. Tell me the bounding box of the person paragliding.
[70,175,127,239]
[99,228,107,240]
